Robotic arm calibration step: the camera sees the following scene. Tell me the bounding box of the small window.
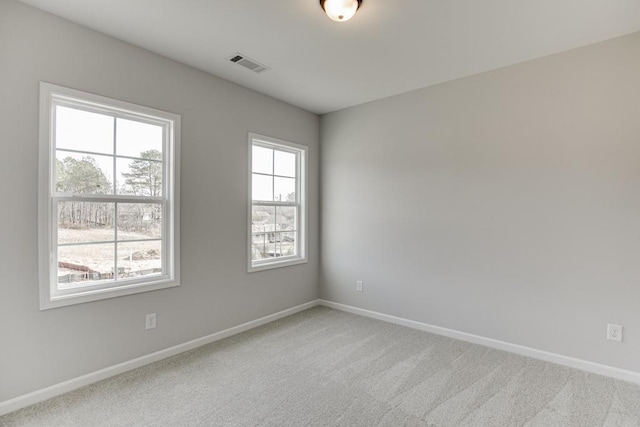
[39,82,180,309]
[249,133,307,272]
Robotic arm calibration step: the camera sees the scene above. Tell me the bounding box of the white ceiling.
[19,0,640,114]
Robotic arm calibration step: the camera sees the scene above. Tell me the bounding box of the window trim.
[247,133,307,273]
[38,82,181,310]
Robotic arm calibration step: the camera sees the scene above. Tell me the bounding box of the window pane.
[251,205,275,261]
[274,150,296,178]
[252,205,275,225]
[116,156,163,196]
[276,206,297,257]
[56,151,114,194]
[280,232,297,257]
[58,202,114,244]
[117,241,162,280]
[58,243,115,288]
[274,177,295,202]
[252,146,273,174]
[55,106,114,155]
[252,173,273,201]
[276,206,297,233]
[117,203,162,240]
[116,118,163,158]
[251,205,298,260]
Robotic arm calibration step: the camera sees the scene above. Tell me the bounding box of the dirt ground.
[57,228,162,286]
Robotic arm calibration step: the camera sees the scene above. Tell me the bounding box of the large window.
[249,133,307,272]
[39,82,180,309]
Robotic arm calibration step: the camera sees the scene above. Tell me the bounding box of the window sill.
[40,278,180,310]
[248,257,307,273]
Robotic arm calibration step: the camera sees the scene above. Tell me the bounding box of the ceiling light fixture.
[319,0,362,22]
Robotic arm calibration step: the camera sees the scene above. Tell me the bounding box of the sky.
[252,145,296,202]
[55,105,163,193]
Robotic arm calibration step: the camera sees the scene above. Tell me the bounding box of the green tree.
[122,150,162,197]
[56,156,112,228]
[55,158,67,192]
[58,156,112,194]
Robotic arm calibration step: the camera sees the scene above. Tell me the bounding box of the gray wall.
[0,0,319,401]
[321,32,640,372]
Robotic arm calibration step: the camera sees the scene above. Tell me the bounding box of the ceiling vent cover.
[228,53,270,74]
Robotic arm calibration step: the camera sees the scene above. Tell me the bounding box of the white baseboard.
[4,298,639,417]
[0,299,320,417]
[318,299,640,385]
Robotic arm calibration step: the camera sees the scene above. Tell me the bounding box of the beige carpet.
[2,306,640,426]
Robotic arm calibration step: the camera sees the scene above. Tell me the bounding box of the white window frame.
[38,82,180,310]
[248,133,307,272]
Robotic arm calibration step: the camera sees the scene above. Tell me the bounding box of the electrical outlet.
[356,281,363,292]
[607,323,622,342]
[146,313,157,330]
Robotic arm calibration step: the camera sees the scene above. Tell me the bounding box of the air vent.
[228,53,270,74]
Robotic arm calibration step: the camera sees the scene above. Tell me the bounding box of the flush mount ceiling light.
[319,0,362,22]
